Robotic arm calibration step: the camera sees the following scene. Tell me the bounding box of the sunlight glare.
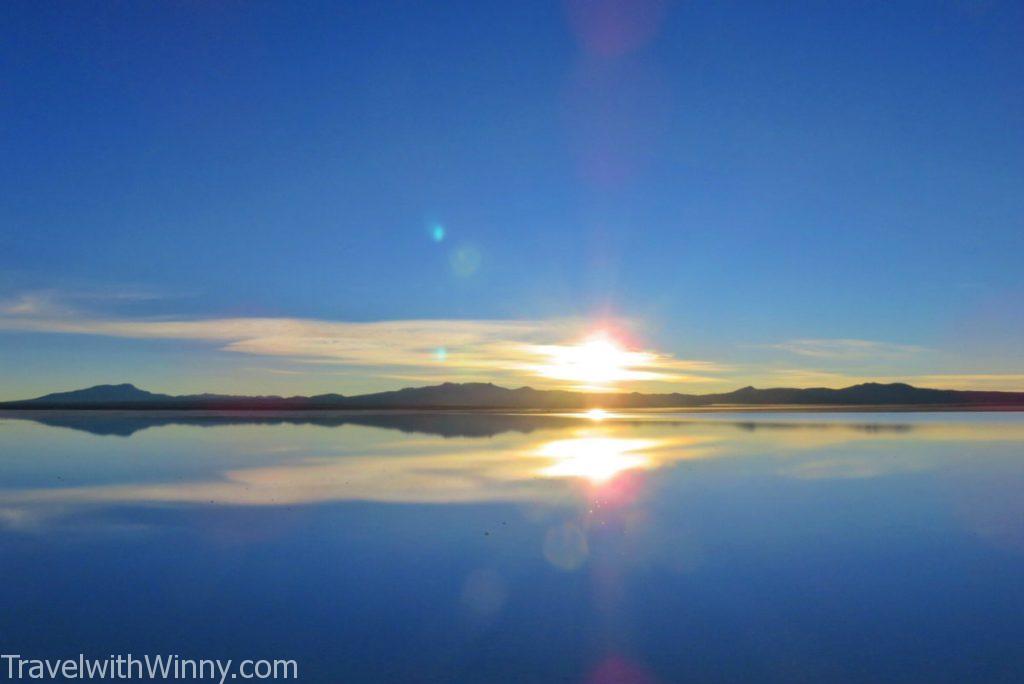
[533,332,655,390]
[537,436,656,484]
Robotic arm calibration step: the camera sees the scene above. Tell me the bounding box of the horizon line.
[6,378,1024,405]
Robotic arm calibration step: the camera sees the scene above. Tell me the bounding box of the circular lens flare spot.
[543,522,589,571]
[450,245,482,277]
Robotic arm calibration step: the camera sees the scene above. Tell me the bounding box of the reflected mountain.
[728,420,913,434]
[0,410,584,438]
[1,408,919,439]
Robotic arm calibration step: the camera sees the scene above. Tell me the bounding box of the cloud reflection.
[1,413,1023,533]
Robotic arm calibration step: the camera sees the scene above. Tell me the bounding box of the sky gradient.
[2,1,1023,399]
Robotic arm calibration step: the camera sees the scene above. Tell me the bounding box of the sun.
[534,332,643,389]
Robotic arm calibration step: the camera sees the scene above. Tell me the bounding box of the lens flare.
[450,245,482,277]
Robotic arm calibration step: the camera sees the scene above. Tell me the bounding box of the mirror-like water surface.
[2,411,1024,682]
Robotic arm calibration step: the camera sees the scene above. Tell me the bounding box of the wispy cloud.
[752,369,1024,392]
[768,338,928,360]
[0,291,70,317]
[4,291,1019,393]
[0,293,725,389]
[0,288,165,317]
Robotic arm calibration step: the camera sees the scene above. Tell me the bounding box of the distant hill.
[21,383,175,404]
[2,381,1023,410]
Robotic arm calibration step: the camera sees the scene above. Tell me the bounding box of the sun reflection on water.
[3,413,1019,516]
[536,435,658,484]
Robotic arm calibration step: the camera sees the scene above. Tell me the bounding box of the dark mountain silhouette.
[2,381,1023,411]
[22,383,175,403]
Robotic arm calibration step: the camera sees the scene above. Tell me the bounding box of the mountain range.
[2,381,1023,410]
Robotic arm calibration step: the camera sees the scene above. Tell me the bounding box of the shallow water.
[2,410,1024,683]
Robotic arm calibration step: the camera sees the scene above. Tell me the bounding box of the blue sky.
[2,1,1022,398]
